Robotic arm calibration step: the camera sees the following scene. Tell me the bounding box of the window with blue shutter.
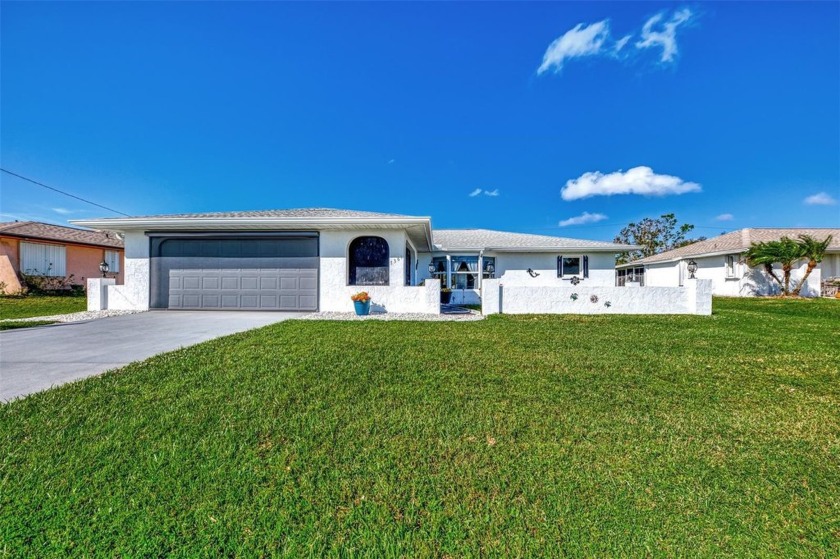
[557,255,589,278]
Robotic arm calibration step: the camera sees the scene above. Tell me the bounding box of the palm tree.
[791,234,833,296]
[745,237,805,296]
[744,241,782,288]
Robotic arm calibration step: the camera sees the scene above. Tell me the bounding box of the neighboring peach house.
[0,221,124,294]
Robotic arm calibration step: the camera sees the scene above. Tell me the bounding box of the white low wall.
[482,278,712,315]
[87,278,115,311]
[104,230,151,310]
[320,278,441,314]
[105,284,144,310]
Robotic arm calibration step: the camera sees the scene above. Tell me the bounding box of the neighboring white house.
[616,228,840,297]
[73,208,638,314]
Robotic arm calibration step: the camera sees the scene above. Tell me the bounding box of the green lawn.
[1,298,838,557]
[0,294,86,320]
[0,320,58,331]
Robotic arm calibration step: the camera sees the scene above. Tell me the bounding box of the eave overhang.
[71,216,434,252]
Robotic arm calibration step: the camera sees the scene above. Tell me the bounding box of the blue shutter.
[557,256,563,277]
[583,255,589,278]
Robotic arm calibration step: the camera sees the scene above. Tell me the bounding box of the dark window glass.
[349,236,389,285]
[562,257,580,276]
[451,256,479,290]
[160,238,317,258]
[482,257,495,278]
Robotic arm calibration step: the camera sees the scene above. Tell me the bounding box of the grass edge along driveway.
[1,298,838,557]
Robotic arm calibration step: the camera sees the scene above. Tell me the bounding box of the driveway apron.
[0,311,300,401]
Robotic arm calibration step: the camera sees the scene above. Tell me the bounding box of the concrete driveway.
[0,311,301,402]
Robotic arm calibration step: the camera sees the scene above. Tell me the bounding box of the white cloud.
[484,189,500,197]
[537,8,697,76]
[387,159,395,165]
[614,35,631,53]
[561,166,701,201]
[537,20,611,74]
[52,207,74,215]
[469,188,500,198]
[636,8,694,63]
[715,213,734,221]
[803,192,838,206]
[468,188,483,197]
[558,211,608,227]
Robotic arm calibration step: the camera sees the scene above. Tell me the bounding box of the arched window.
[348,236,389,285]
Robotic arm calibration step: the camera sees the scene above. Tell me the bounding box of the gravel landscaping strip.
[0,310,143,324]
[299,311,483,321]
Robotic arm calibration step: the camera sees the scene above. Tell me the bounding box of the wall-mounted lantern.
[687,260,698,279]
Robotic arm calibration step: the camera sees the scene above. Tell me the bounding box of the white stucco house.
[616,228,840,297]
[73,208,639,314]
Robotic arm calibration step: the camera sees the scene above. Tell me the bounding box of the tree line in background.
[613,213,706,265]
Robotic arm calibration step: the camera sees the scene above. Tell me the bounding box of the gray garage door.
[150,235,319,311]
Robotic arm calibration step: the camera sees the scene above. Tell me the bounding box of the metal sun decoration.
[570,276,580,286]
[590,294,599,303]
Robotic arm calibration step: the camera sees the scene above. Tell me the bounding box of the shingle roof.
[624,228,840,266]
[433,229,637,252]
[91,208,426,220]
[0,221,123,248]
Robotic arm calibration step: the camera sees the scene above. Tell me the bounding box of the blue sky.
[1,1,838,240]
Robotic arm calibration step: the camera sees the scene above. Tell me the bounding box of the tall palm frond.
[745,237,805,296]
[792,235,833,296]
[745,241,783,288]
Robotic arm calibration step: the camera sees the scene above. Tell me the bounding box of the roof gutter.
[617,248,748,268]
[432,245,641,253]
[0,231,123,250]
[486,245,641,253]
[70,216,432,228]
[71,216,436,252]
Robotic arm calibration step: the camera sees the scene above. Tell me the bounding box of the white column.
[482,279,501,314]
[87,278,116,311]
[446,254,451,290]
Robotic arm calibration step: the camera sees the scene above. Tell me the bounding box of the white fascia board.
[71,216,434,252]
[486,245,639,253]
[433,245,638,253]
[618,248,748,268]
[70,216,431,229]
